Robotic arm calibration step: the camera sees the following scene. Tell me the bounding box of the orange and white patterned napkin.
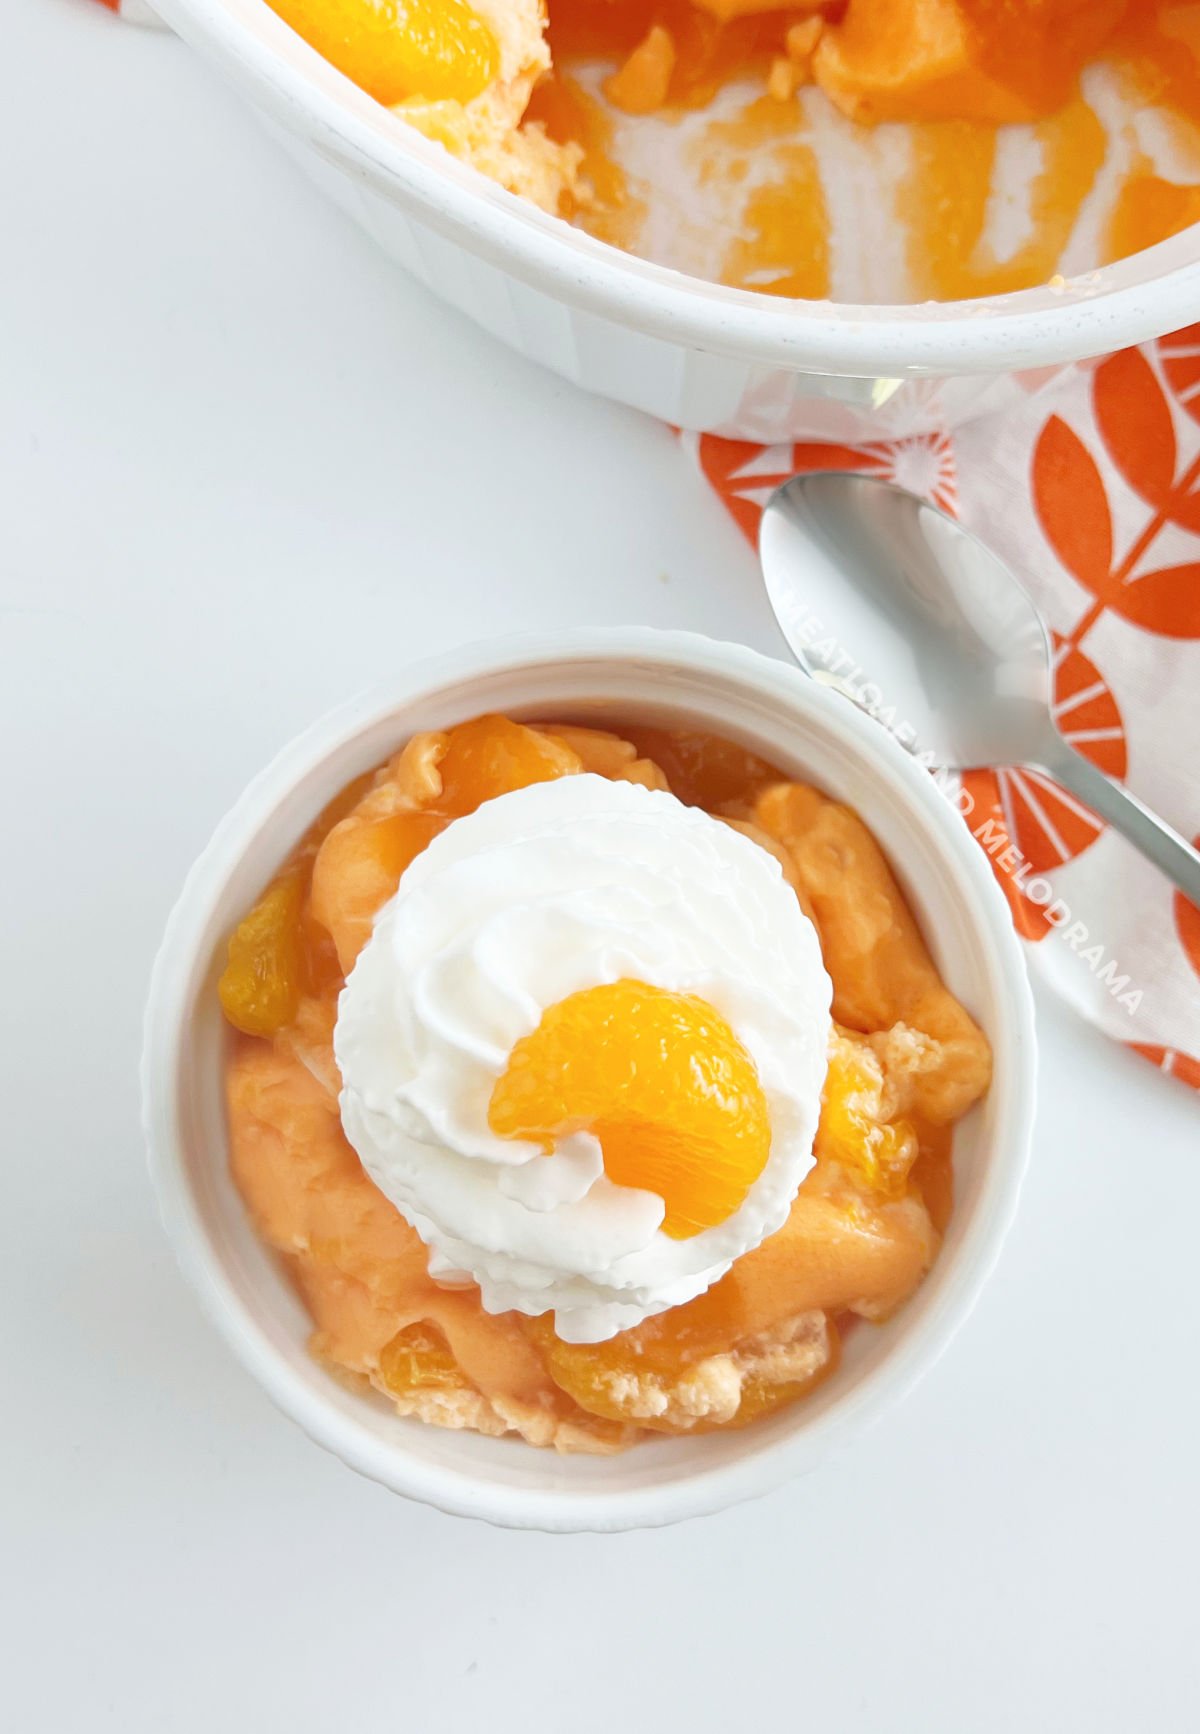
[90,0,1199,1091]
[687,332,1200,1092]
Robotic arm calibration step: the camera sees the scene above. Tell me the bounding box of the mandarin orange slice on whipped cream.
[489,978,773,1239]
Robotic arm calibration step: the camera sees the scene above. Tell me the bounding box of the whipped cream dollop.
[335,774,832,1342]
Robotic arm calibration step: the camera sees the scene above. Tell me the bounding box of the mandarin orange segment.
[437,714,583,816]
[604,25,677,114]
[218,868,307,1037]
[526,1314,739,1431]
[218,769,376,1038]
[378,1321,477,1398]
[311,808,445,974]
[816,1034,918,1199]
[265,0,500,107]
[813,0,1129,125]
[489,979,771,1239]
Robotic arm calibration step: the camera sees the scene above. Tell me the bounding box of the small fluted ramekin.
[142,629,1036,1530]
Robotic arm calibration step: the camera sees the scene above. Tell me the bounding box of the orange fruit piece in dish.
[437,713,582,815]
[489,978,771,1239]
[604,26,676,115]
[816,1035,918,1200]
[218,867,307,1037]
[377,1320,477,1398]
[813,0,1128,125]
[265,0,500,106]
[218,767,381,1036]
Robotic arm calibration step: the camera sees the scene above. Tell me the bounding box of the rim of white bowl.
[142,629,1037,1530]
[152,0,1200,377]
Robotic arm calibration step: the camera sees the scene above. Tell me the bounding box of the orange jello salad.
[219,714,991,1451]
[262,0,1200,291]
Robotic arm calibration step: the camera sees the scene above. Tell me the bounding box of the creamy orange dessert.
[263,0,1200,297]
[219,714,991,1450]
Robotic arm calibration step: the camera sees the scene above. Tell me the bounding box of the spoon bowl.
[761,473,1055,767]
[760,471,1200,906]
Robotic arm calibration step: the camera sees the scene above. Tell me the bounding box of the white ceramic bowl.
[142,629,1036,1530]
[146,0,1199,440]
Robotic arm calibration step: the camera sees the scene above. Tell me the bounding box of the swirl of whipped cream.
[335,773,831,1342]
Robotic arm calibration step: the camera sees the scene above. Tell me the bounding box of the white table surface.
[6,4,1199,1729]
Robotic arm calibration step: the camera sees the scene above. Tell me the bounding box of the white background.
[5,3,1199,1728]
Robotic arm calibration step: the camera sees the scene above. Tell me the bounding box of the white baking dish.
[144,0,1200,440]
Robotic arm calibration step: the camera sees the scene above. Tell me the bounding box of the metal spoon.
[759,470,1200,907]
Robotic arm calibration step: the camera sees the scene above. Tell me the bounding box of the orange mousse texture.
[221,715,991,1450]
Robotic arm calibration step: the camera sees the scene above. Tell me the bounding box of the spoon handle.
[1037,737,1200,909]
